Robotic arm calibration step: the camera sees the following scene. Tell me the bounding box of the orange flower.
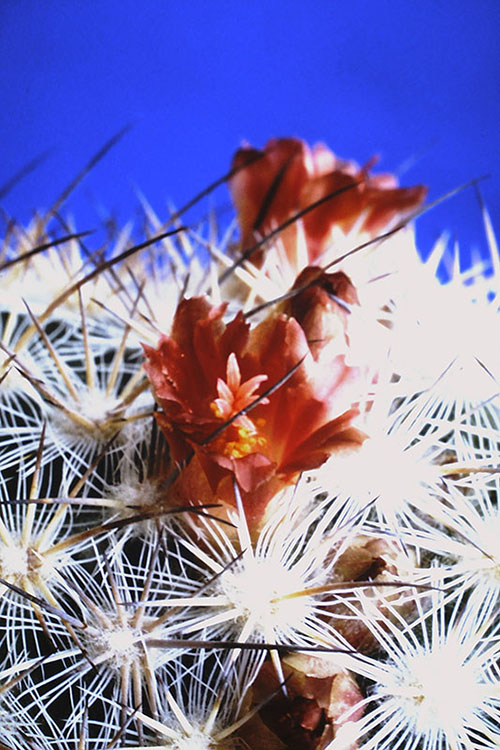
[143,295,365,528]
[229,136,427,271]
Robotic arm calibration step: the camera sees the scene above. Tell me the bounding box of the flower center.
[209,352,268,458]
[213,423,268,460]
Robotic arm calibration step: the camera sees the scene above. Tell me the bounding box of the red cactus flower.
[229,137,427,272]
[143,294,365,529]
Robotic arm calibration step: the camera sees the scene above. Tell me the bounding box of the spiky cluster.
[0,135,498,749]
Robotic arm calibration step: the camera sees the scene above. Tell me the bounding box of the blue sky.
[1,0,498,269]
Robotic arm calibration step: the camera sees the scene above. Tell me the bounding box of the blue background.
[1,0,498,270]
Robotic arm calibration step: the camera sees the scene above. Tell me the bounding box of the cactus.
[0,136,498,749]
